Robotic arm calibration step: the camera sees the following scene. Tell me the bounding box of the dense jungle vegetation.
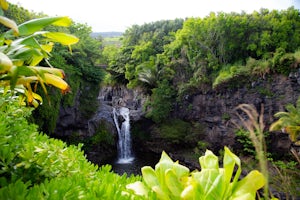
[105,7,300,123]
[0,1,300,199]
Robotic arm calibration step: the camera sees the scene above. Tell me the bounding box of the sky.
[7,0,300,32]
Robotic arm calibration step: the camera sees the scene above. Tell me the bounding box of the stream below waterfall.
[105,151,160,175]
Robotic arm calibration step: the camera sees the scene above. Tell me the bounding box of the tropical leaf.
[0,16,18,35]
[230,170,265,199]
[0,0,9,10]
[270,96,300,145]
[165,169,184,197]
[17,16,72,36]
[141,166,159,188]
[0,51,12,72]
[41,32,79,46]
[43,73,70,93]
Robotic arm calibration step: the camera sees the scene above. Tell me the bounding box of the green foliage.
[272,48,296,75]
[145,80,175,123]
[270,96,300,146]
[0,94,141,199]
[103,7,300,121]
[270,161,300,199]
[235,129,256,156]
[156,119,190,143]
[213,64,249,89]
[127,147,265,199]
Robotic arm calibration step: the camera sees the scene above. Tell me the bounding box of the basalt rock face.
[54,85,148,164]
[55,85,147,137]
[173,73,300,155]
[97,85,147,121]
[54,90,90,138]
[54,73,300,165]
[87,85,147,138]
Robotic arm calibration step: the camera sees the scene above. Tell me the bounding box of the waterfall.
[113,107,134,163]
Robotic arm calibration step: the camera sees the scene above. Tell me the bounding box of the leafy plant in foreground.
[0,94,141,199]
[127,147,265,200]
[0,1,78,107]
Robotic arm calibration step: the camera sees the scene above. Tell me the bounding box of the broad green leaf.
[223,146,241,192]
[14,66,36,77]
[13,36,41,49]
[17,16,72,36]
[181,185,195,199]
[199,149,219,169]
[126,181,148,196]
[32,91,43,104]
[230,193,255,200]
[141,166,159,188]
[205,173,223,200]
[41,43,53,53]
[269,118,285,131]
[41,73,69,92]
[152,185,170,200]
[172,162,189,178]
[155,151,174,190]
[230,170,265,199]
[41,32,79,46]
[29,66,65,78]
[0,16,18,35]
[165,169,184,197]
[16,76,39,85]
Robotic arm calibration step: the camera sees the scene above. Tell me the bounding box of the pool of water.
[107,151,160,175]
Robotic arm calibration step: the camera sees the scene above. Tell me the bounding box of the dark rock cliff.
[54,72,300,166]
[132,73,300,167]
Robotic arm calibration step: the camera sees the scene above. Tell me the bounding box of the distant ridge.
[90,32,123,38]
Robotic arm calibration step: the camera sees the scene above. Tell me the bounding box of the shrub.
[0,94,141,199]
[145,79,175,123]
[157,119,190,143]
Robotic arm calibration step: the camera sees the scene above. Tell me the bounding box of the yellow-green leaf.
[0,0,8,10]
[181,185,195,199]
[41,42,54,53]
[43,73,70,93]
[17,16,72,36]
[141,166,159,188]
[0,52,13,72]
[126,181,148,196]
[42,32,79,46]
[30,66,65,78]
[165,169,184,197]
[152,185,170,200]
[230,170,265,199]
[0,16,18,35]
[199,149,219,170]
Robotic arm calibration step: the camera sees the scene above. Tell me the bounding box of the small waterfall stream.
[113,107,134,163]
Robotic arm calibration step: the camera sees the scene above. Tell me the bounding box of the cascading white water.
[113,107,134,163]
